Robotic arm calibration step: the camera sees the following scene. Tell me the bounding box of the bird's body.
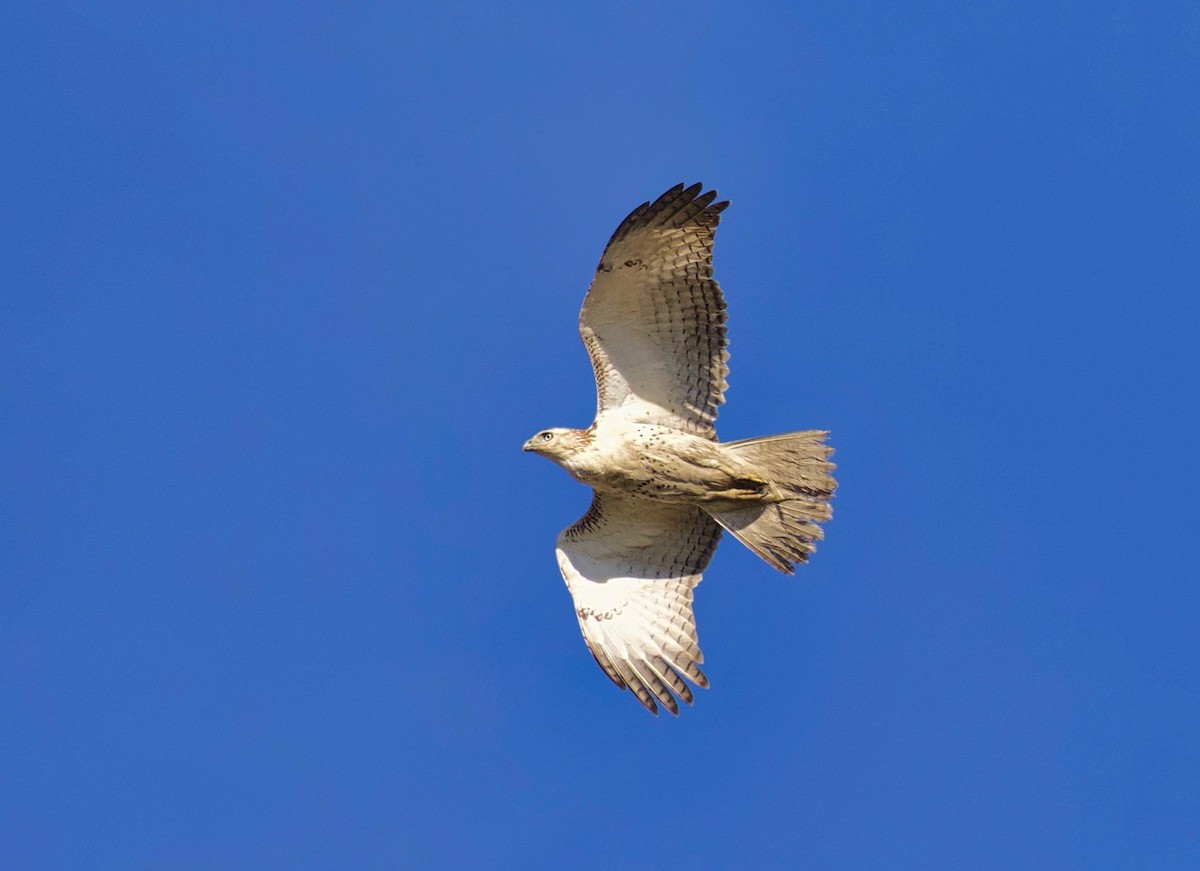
[546,422,764,503]
[525,183,836,715]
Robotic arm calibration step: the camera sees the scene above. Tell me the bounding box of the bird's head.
[522,427,589,464]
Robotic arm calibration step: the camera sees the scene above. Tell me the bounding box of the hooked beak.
[521,438,536,453]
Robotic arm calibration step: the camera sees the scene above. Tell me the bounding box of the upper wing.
[556,492,723,715]
[580,183,730,439]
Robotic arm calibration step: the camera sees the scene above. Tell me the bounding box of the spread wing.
[580,183,730,439]
[556,492,723,715]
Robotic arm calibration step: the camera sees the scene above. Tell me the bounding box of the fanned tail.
[706,431,836,574]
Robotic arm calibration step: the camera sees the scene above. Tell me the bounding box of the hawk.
[524,183,836,715]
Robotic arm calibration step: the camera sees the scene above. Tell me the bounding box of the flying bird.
[524,183,836,715]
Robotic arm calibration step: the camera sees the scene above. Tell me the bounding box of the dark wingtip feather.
[604,182,730,247]
[637,690,660,716]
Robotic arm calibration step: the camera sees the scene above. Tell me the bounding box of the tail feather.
[706,431,836,574]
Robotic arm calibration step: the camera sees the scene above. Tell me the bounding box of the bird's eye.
[541,432,554,441]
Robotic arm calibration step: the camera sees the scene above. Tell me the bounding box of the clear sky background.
[3,2,1198,868]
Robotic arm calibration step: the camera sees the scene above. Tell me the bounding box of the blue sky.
[2,2,1197,867]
